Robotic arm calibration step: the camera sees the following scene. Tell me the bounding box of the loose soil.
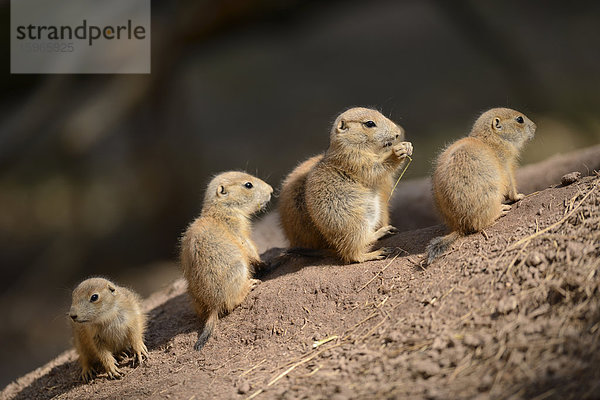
[2,172,599,400]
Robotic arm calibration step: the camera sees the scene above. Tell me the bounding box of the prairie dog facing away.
[426,107,536,264]
[181,171,273,350]
[69,277,148,382]
[279,107,413,263]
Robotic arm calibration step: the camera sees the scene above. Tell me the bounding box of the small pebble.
[432,336,447,350]
[496,296,518,314]
[237,381,250,394]
[526,252,544,267]
[478,374,494,391]
[561,171,581,185]
[567,241,585,258]
[410,359,440,378]
[463,333,483,348]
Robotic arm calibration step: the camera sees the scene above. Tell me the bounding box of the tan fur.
[278,154,326,248]
[279,107,413,263]
[69,277,148,382]
[180,171,272,349]
[427,107,536,264]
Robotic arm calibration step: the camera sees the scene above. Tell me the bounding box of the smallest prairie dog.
[69,277,148,382]
[181,171,273,350]
[427,107,536,264]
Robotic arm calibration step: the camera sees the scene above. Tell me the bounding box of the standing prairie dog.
[279,107,413,263]
[426,107,536,264]
[69,277,148,382]
[180,171,273,350]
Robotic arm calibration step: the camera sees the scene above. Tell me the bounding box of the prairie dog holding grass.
[279,107,413,263]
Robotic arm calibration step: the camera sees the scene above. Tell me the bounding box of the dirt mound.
[2,172,599,399]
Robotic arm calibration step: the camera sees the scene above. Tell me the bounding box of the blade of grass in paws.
[388,155,413,202]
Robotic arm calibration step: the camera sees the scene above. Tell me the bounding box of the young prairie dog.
[69,277,148,382]
[279,107,413,263]
[180,171,273,350]
[426,107,536,264]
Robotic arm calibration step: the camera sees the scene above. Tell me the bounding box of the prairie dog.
[69,277,148,382]
[426,107,536,264]
[279,107,413,263]
[180,171,273,350]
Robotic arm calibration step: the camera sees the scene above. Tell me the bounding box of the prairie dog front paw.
[393,141,413,159]
[512,193,525,202]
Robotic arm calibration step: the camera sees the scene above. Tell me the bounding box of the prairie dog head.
[471,107,536,149]
[330,107,405,153]
[69,277,118,324]
[204,171,273,215]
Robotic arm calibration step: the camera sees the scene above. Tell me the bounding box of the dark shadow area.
[382,224,446,255]
[257,248,342,283]
[11,361,81,400]
[253,247,289,279]
[145,293,198,351]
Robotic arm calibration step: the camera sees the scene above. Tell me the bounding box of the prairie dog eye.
[244,182,253,189]
[90,294,99,302]
[516,116,524,124]
[363,121,376,128]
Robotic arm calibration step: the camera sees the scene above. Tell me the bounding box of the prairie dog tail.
[194,312,217,351]
[426,231,460,265]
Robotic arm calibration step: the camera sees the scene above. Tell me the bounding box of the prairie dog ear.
[492,117,503,131]
[108,284,116,295]
[336,119,348,133]
[216,185,228,197]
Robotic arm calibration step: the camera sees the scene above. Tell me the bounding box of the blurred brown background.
[1,0,599,387]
